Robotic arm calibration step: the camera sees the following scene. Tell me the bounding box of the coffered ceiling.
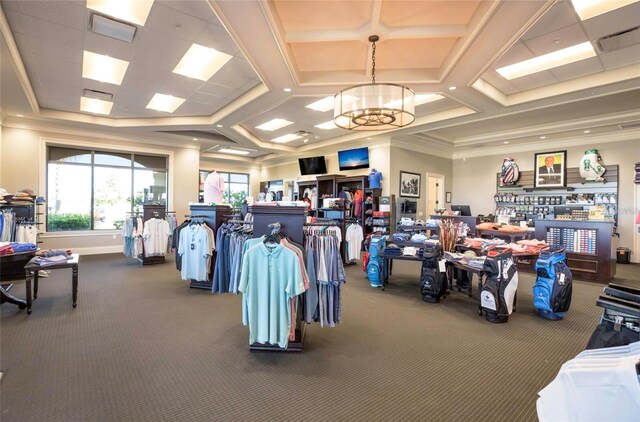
[1,0,639,162]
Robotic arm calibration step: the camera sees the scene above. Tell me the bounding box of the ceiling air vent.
[596,25,640,53]
[295,130,312,137]
[82,89,113,102]
[90,13,137,43]
[619,121,640,130]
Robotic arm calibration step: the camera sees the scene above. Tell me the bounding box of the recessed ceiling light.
[173,44,232,81]
[86,0,154,26]
[504,141,509,144]
[192,138,198,141]
[540,136,547,139]
[90,14,137,43]
[570,0,639,21]
[216,124,223,128]
[367,137,372,140]
[256,118,293,131]
[16,114,23,117]
[82,51,129,85]
[80,96,113,115]
[283,88,292,92]
[146,93,185,113]
[314,120,337,130]
[219,148,250,155]
[496,42,596,80]
[303,139,309,143]
[271,133,302,143]
[306,96,336,112]
[583,130,591,134]
[448,86,457,91]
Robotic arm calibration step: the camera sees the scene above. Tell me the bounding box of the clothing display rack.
[184,204,231,289]
[139,204,167,265]
[248,205,307,352]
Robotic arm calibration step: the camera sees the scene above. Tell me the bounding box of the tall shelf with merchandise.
[494,165,619,228]
[0,195,44,282]
[535,220,616,283]
[363,188,381,236]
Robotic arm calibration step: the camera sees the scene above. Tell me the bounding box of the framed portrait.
[534,150,567,188]
[399,171,421,198]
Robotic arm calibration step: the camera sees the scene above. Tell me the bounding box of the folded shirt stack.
[10,242,37,253]
[410,233,428,243]
[391,233,410,242]
[40,249,70,258]
[0,242,14,255]
[32,254,71,266]
[384,244,402,256]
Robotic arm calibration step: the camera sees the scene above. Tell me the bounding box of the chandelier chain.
[371,40,376,84]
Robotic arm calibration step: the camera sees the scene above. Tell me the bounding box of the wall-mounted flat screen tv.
[298,156,327,175]
[338,147,369,171]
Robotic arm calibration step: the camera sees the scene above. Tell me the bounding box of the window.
[199,170,249,208]
[47,146,168,231]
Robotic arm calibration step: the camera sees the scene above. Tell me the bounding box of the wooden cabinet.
[534,220,616,283]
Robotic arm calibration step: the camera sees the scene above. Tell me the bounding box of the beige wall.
[389,147,453,219]
[452,139,640,261]
[199,160,260,199]
[0,124,201,253]
[259,144,392,196]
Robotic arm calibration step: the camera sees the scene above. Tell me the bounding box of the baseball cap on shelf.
[402,246,418,256]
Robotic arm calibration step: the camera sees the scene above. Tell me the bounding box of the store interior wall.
[259,144,392,197]
[0,125,201,253]
[452,139,640,262]
[199,160,260,200]
[389,147,453,219]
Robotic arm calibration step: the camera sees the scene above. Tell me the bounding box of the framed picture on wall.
[534,150,567,188]
[399,171,421,198]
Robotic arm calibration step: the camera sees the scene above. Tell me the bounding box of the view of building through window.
[47,147,168,231]
[199,170,249,207]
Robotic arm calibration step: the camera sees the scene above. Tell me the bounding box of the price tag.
[438,259,446,272]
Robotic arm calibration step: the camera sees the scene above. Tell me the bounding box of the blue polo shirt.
[239,242,305,348]
[368,171,382,188]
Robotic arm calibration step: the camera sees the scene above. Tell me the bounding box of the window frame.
[46,145,169,232]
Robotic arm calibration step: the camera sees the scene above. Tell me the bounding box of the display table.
[0,283,27,310]
[476,228,533,243]
[24,254,79,314]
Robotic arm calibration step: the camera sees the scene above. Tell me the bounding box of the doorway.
[426,173,445,217]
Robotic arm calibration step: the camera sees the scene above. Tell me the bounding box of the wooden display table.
[24,254,79,314]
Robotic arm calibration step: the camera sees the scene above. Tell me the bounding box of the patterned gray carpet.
[1,254,638,421]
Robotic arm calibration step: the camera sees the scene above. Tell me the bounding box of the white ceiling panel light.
[571,0,639,21]
[80,96,113,115]
[314,120,338,130]
[385,94,444,109]
[219,148,250,155]
[146,93,186,113]
[306,95,358,112]
[255,118,293,131]
[271,133,302,143]
[86,0,155,26]
[90,14,137,43]
[82,51,129,85]
[173,44,233,81]
[496,42,597,80]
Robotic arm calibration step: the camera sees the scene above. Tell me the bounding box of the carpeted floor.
[1,255,638,421]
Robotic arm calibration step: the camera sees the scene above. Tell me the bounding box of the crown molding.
[452,128,640,160]
[2,119,201,150]
[0,4,39,114]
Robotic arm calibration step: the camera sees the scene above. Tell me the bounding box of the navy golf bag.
[420,244,446,303]
[533,246,573,320]
[366,235,387,287]
[480,249,519,323]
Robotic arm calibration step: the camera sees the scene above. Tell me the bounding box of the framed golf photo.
[534,150,567,188]
[399,171,421,198]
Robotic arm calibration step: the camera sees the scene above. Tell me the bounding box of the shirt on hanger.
[204,171,225,203]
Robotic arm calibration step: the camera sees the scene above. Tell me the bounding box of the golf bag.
[533,246,572,320]
[420,244,446,303]
[480,249,519,323]
[586,283,640,349]
[366,235,387,287]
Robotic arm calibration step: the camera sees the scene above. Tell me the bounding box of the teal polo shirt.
[239,242,306,348]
